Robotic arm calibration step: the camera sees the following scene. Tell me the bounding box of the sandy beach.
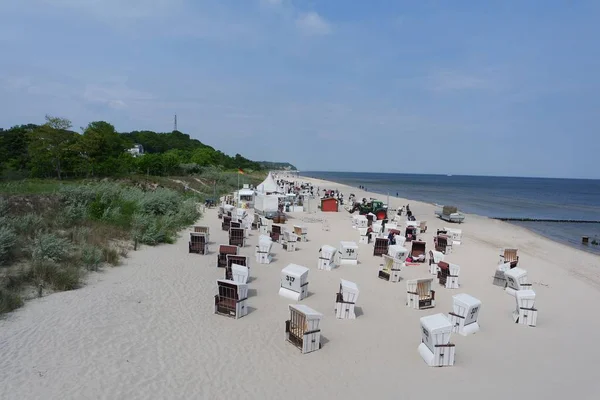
[2,176,600,400]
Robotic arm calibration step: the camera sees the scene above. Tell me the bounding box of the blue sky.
[0,0,599,178]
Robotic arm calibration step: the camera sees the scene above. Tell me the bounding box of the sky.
[0,0,599,179]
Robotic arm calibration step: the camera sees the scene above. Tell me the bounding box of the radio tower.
[173,114,178,131]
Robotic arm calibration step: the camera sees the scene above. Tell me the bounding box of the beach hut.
[222,215,232,231]
[379,254,403,282]
[293,225,308,242]
[193,226,210,242]
[410,241,426,262]
[229,227,245,247]
[373,237,389,257]
[217,245,238,268]
[388,245,409,263]
[429,250,445,275]
[443,227,463,245]
[437,262,460,289]
[372,221,383,237]
[270,224,283,243]
[252,214,260,230]
[225,255,249,281]
[513,290,538,327]
[434,235,452,254]
[223,203,235,216]
[355,215,368,229]
[448,293,481,336]
[504,267,531,296]
[405,226,418,242]
[242,213,253,236]
[358,227,370,244]
[418,313,456,367]
[321,197,339,212]
[383,222,399,237]
[214,279,248,319]
[500,248,519,268]
[338,241,359,265]
[231,264,249,284]
[255,236,273,264]
[406,220,421,234]
[335,279,359,319]
[189,232,208,254]
[366,213,376,225]
[406,278,436,310]
[492,262,511,287]
[285,304,323,354]
[394,235,406,247]
[318,245,337,271]
[282,230,298,252]
[259,216,273,235]
[279,264,309,301]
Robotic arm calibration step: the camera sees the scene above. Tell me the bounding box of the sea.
[301,171,600,255]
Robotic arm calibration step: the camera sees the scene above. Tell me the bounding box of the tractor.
[348,199,388,221]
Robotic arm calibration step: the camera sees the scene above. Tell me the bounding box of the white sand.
[2,176,600,400]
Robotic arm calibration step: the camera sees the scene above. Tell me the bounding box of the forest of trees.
[0,115,263,180]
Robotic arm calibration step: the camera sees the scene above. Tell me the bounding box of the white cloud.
[295,12,332,36]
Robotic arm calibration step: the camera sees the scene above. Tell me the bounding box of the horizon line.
[298,170,600,181]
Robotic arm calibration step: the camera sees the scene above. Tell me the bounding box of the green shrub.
[69,226,92,245]
[131,213,167,245]
[81,244,103,271]
[29,233,73,263]
[0,226,17,265]
[138,188,180,216]
[0,197,9,217]
[59,185,96,206]
[60,202,88,226]
[175,199,201,226]
[102,246,120,265]
[0,289,23,314]
[12,213,44,236]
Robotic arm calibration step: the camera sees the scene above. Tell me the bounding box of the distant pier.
[493,218,600,223]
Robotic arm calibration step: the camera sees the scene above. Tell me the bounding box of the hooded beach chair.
[189,232,208,255]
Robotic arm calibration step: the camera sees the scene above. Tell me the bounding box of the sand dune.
[1,177,600,400]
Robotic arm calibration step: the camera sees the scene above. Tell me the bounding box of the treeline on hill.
[257,161,297,170]
[0,115,262,180]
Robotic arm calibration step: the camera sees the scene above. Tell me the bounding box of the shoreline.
[299,173,600,258]
[297,173,600,289]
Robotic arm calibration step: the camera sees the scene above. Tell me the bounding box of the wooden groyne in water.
[493,218,600,223]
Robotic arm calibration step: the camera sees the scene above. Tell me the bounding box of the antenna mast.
[173,114,178,131]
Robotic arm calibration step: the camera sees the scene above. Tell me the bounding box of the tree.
[191,147,216,166]
[76,121,127,176]
[0,124,37,173]
[28,115,78,179]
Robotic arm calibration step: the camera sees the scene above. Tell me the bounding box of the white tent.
[257,172,279,194]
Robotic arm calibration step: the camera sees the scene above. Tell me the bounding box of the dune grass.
[0,180,202,316]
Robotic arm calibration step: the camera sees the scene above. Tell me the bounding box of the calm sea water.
[302,171,600,255]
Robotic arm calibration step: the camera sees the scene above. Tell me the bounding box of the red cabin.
[321,197,339,212]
